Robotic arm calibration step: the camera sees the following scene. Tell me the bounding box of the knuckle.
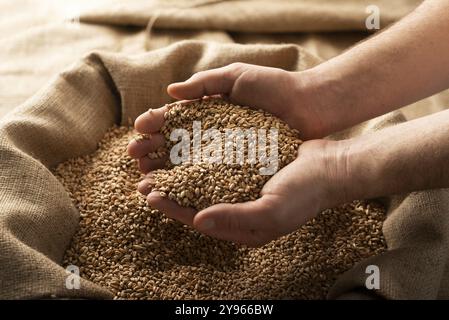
[227,62,247,74]
[229,62,245,68]
[191,70,206,80]
[222,211,242,234]
[259,198,285,234]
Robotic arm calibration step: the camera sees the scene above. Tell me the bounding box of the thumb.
[192,196,282,247]
[167,63,247,100]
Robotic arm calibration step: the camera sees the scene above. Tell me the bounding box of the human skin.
[128,0,449,246]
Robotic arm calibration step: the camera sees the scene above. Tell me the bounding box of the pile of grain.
[149,98,301,210]
[56,125,387,300]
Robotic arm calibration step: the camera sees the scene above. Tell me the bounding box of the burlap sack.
[1,0,449,300]
[81,0,420,32]
[1,40,448,300]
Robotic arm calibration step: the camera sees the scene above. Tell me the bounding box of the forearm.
[299,0,449,136]
[337,109,449,203]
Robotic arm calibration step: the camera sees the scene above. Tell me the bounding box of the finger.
[137,173,154,195]
[127,133,166,159]
[138,156,168,174]
[134,106,168,134]
[192,195,281,247]
[167,63,247,100]
[147,191,197,227]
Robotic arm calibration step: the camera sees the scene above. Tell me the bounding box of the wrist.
[320,139,353,209]
[316,138,374,210]
[328,134,389,205]
[300,139,356,211]
[290,68,348,139]
[336,113,449,201]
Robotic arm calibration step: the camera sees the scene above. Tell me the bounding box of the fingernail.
[198,218,215,231]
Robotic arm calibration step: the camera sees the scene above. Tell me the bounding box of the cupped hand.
[127,97,346,247]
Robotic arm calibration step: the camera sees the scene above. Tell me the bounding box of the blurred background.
[1,0,447,120]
